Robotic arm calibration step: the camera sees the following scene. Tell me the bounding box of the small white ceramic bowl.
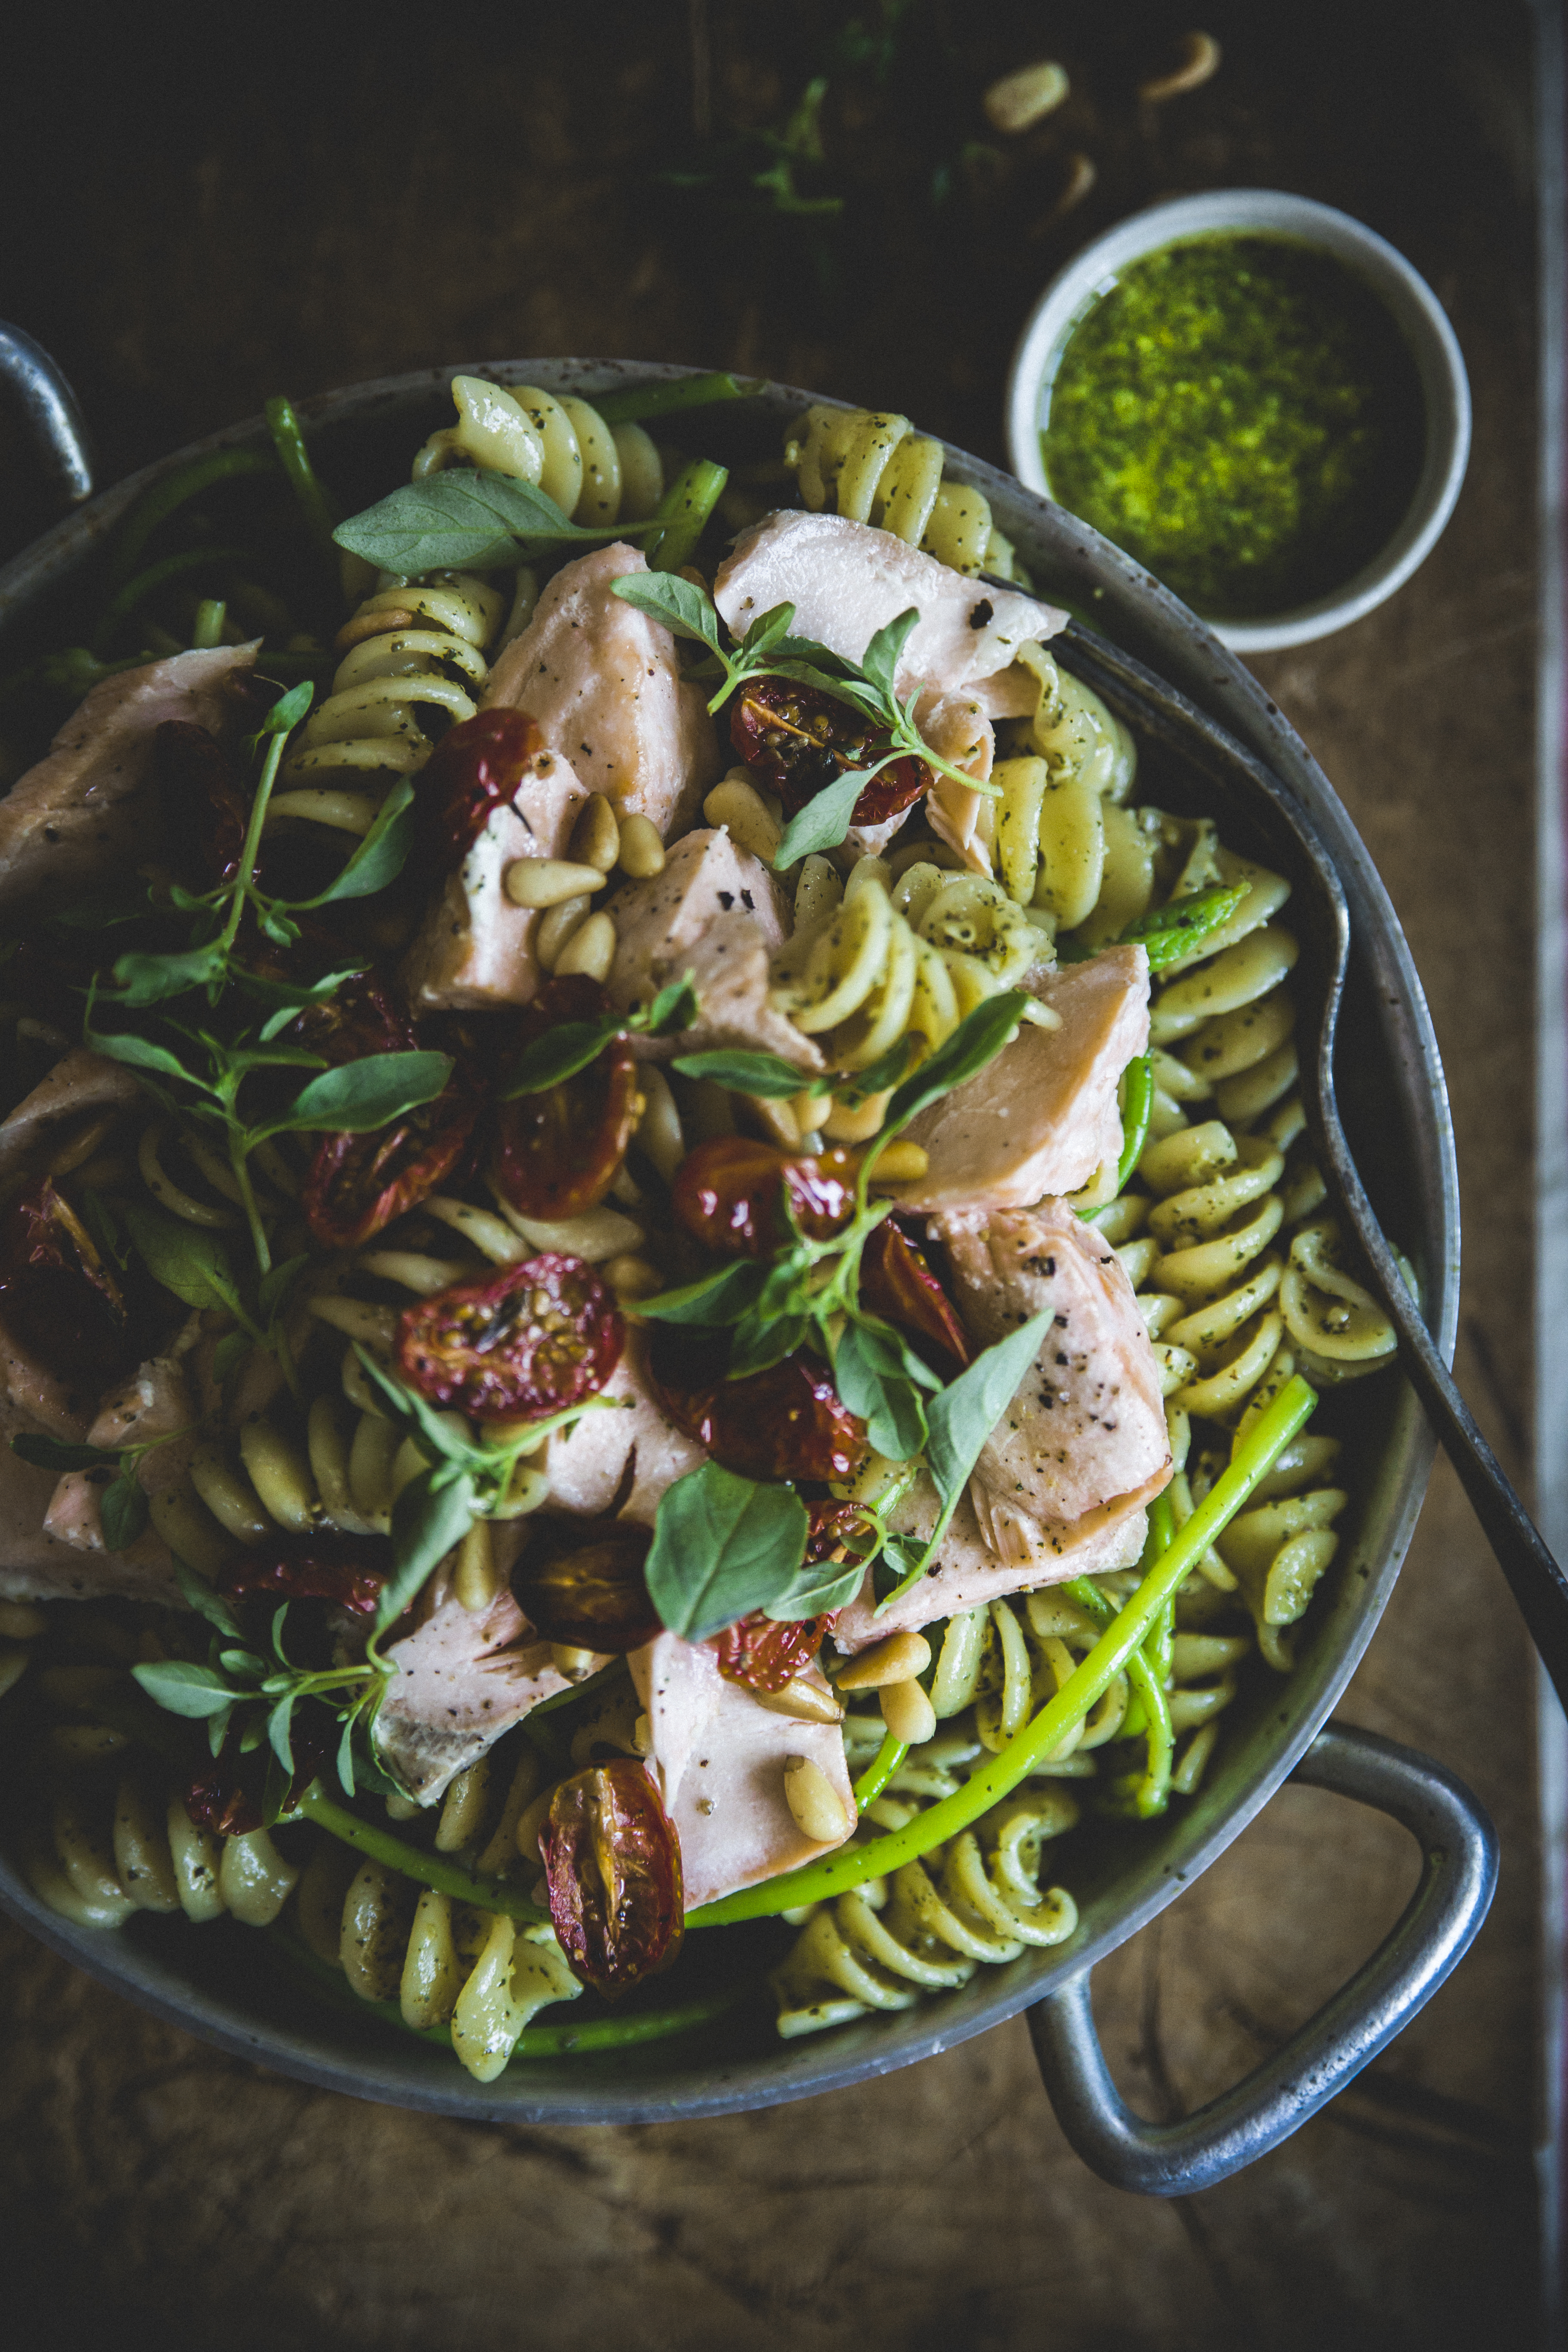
[1005,189,1472,653]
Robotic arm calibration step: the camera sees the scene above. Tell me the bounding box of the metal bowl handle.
[0,322,95,505]
[1026,1721,1496,2195]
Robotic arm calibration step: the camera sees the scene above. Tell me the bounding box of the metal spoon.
[1052,619,1568,1711]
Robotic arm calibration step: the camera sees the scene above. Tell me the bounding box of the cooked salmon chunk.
[484,544,722,839]
[400,741,587,1010]
[375,1580,596,1805]
[897,945,1150,1213]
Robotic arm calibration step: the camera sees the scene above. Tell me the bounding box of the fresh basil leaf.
[352,1346,484,1471]
[877,1530,928,1588]
[670,1048,814,1097]
[1120,882,1249,970]
[725,1307,810,1381]
[239,1714,266,1753]
[925,1310,1054,1505]
[221,1648,270,1679]
[831,1035,914,1106]
[498,1014,619,1099]
[175,1556,246,1641]
[78,1188,129,1271]
[609,570,724,651]
[763,1553,867,1620]
[9,1433,118,1473]
[644,1463,811,1642]
[881,990,1030,1136]
[267,1692,297,1774]
[260,680,315,735]
[334,469,648,574]
[336,1711,358,1798]
[84,1023,199,1085]
[858,607,919,701]
[739,602,799,659]
[775,766,872,867]
[832,1321,929,1461]
[120,1199,240,1313]
[264,1050,452,1136]
[110,941,229,1005]
[130,1659,241,1719]
[257,904,302,947]
[212,1329,251,1386]
[50,878,153,928]
[258,1253,311,1324]
[377,1468,479,1632]
[100,1473,149,1551]
[240,963,373,1039]
[634,1259,769,1327]
[293,776,419,907]
[638,974,701,1034]
[206,1703,236,1757]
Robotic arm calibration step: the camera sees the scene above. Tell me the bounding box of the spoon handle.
[1312,1096,1568,1709]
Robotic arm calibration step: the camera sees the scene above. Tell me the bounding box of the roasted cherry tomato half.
[183,1739,265,1839]
[493,975,637,1223]
[415,707,546,876]
[711,1610,830,1695]
[303,1082,480,1251]
[860,1216,971,1377]
[397,1250,624,1422]
[543,1758,683,1996]
[289,967,418,1066]
[805,1498,880,1568]
[219,1536,392,1621]
[513,1519,659,1653]
[0,1180,133,1390]
[671,1136,859,1260]
[152,719,248,892]
[730,676,928,827]
[649,1326,867,1484]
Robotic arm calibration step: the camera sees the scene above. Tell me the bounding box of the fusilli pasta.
[783,403,1026,580]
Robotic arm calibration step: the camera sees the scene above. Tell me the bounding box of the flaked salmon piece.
[831,1482,1150,1651]
[897,945,1149,1214]
[484,545,722,840]
[400,743,588,1011]
[0,644,259,914]
[714,511,1065,698]
[937,1198,1170,1532]
[630,1632,855,1908]
[542,1334,707,1527]
[44,1354,196,1554]
[0,1396,185,1606]
[374,1581,593,1806]
[605,827,823,1073]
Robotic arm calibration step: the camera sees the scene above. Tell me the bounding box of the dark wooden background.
[0,5,1545,2344]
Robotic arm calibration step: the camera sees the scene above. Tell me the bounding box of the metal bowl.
[0,356,1492,2191]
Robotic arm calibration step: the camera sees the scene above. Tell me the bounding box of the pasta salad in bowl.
[0,361,1480,2166]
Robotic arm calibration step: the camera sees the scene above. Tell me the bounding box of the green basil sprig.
[331,469,670,576]
[8,1421,193,1554]
[496,976,698,1100]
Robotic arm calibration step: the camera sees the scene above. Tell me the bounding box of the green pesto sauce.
[1041,234,1427,620]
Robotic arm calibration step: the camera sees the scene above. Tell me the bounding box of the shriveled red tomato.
[184,1741,264,1839]
[649,1327,867,1483]
[672,1136,859,1260]
[730,677,928,827]
[711,1610,830,1694]
[493,975,637,1222]
[289,968,417,1066]
[415,707,546,875]
[806,1498,879,1567]
[0,1180,132,1388]
[513,1520,658,1652]
[219,1536,392,1620]
[397,1250,623,1422]
[861,1217,971,1376]
[542,1758,683,1996]
[153,720,247,891]
[303,1082,479,1250]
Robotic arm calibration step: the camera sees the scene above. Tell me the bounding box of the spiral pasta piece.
[783,403,1025,580]
[284,572,505,785]
[413,376,666,527]
[771,854,1048,1071]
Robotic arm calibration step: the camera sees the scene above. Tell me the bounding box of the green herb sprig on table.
[608,573,995,860]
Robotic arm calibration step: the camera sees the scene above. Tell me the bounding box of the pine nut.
[535,894,591,970]
[1137,29,1221,103]
[570,793,621,874]
[751,1677,845,1725]
[881,1677,937,1745]
[865,1141,930,1185]
[783,1754,850,1844]
[984,59,1069,133]
[704,772,783,866]
[603,1253,664,1303]
[550,1645,599,1681]
[504,857,607,908]
[634,1065,684,1182]
[617,813,666,878]
[821,1088,891,1144]
[453,1520,502,1612]
[835,1630,932,1690]
[553,910,616,982]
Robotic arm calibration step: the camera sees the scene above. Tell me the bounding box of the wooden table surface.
[0,7,1546,2344]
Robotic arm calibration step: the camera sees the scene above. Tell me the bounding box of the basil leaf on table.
[645,1463,811,1642]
